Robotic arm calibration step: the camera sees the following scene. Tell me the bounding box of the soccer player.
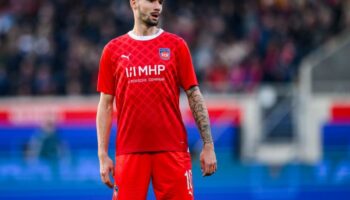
[96,0,217,199]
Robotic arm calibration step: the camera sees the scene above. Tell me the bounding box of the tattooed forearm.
[186,86,213,144]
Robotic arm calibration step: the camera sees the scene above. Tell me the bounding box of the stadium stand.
[0,0,349,95]
[1,0,350,200]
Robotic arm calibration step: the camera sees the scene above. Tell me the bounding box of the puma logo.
[121,54,131,60]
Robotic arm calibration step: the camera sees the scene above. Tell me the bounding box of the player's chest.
[114,45,177,78]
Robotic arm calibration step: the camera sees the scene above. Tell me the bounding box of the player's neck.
[132,24,159,36]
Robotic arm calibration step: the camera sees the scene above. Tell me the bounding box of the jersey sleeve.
[177,39,198,90]
[97,44,115,95]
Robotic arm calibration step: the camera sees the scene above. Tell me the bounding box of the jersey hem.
[116,148,189,155]
[97,88,115,96]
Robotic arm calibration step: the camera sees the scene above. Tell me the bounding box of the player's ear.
[130,0,137,10]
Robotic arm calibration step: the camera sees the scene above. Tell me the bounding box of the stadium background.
[1,0,350,199]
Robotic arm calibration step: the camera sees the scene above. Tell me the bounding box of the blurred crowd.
[0,0,349,96]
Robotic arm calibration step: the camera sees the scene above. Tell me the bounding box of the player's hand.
[200,142,217,177]
[98,154,114,188]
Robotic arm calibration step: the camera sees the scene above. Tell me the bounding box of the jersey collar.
[128,28,164,41]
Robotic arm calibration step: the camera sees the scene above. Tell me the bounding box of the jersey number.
[184,169,193,195]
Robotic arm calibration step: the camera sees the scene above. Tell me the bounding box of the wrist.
[203,142,214,150]
[98,151,109,158]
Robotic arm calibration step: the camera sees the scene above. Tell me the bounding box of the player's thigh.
[114,153,152,200]
[152,151,194,200]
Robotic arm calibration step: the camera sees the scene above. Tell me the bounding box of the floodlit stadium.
[1,0,350,199]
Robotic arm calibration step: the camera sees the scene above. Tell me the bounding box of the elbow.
[106,104,113,113]
[98,100,114,114]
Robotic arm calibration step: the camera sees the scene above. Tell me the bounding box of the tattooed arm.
[186,86,217,176]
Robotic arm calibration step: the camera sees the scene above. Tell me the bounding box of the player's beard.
[139,11,159,27]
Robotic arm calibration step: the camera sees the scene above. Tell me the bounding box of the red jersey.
[97,29,198,155]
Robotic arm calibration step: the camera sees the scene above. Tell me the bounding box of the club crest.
[159,48,170,60]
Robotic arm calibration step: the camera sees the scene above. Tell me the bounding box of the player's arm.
[186,86,217,176]
[96,92,115,188]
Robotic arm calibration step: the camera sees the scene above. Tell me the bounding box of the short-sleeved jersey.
[97,29,198,155]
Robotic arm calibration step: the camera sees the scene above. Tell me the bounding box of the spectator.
[26,119,64,162]
[24,119,68,179]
